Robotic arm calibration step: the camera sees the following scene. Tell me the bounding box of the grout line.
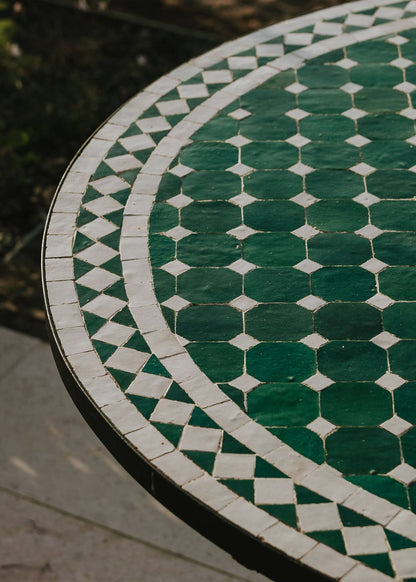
[0,484,258,582]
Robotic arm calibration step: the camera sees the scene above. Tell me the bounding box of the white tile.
[90,175,127,195]
[161,295,190,311]
[391,548,416,578]
[314,21,343,36]
[265,447,316,482]
[105,347,149,373]
[57,326,91,356]
[291,224,320,240]
[204,400,248,432]
[160,260,190,276]
[124,196,154,217]
[91,321,135,346]
[153,450,203,486]
[101,398,146,433]
[50,303,83,329]
[53,193,83,213]
[360,258,388,274]
[150,399,194,425]
[286,108,311,121]
[126,425,175,460]
[301,544,356,578]
[286,134,311,147]
[157,98,190,116]
[302,372,334,391]
[261,522,317,559]
[254,478,294,505]
[87,374,124,407]
[227,225,257,240]
[119,133,155,152]
[289,162,315,176]
[297,503,342,532]
[284,33,314,45]
[293,259,323,274]
[343,108,368,120]
[285,82,308,95]
[226,162,254,176]
[256,43,284,57]
[375,372,405,391]
[228,333,259,351]
[296,295,327,311]
[388,462,416,484]
[178,83,209,99]
[229,192,257,207]
[344,488,399,526]
[341,563,393,582]
[68,350,105,382]
[76,242,118,266]
[306,416,336,437]
[169,164,194,178]
[228,373,261,392]
[353,192,380,207]
[220,498,276,535]
[165,226,193,241]
[179,426,222,452]
[45,235,73,258]
[290,193,318,207]
[136,116,171,133]
[227,108,252,121]
[225,135,252,148]
[300,333,328,349]
[346,134,370,147]
[228,56,257,70]
[183,474,237,511]
[83,196,123,217]
[391,57,414,69]
[202,70,233,84]
[387,508,416,540]
[227,260,257,275]
[366,293,395,310]
[126,372,172,399]
[214,453,256,479]
[300,464,355,504]
[343,525,388,555]
[119,237,148,260]
[82,294,126,319]
[48,213,77,235]
[45,258,74,281]
[355,224,383,239]
[105,154,142,173]
[231,421,279,456]
[167,193,193,208]
[46,280,77,305]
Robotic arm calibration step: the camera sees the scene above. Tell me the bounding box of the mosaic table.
[41,1,416,579]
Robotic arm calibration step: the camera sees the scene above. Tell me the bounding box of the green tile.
[299,115,355,141]
[379,268,416,300]
[247,383,318,427]
[302,142,359,170]
[315,303,382,340]
[74,258,95,280]
[73,232,95,253]
[76,283,99,307]
[354,554,394,578]
[305,170,364,199]
[246,304,312,341]
[108,368,135,391]
[386,530,416,550]
[164,382,192,403]
[99,231,121,251]
[149,235,175,268]
[318,341,386,381]
[347,40,398,63]
[110,189,130,205]
[395,383,416,425]
[83,311,107,336]
[181,201,241,233]
[142,355,171,378]
[255,457,287,479]
[156,172,181,202]
[312,267,376,301]
[181,142,238,170]
[178,234,241,267]
[362,141,416,169]
[127,394,157,419]
[182,171,241,201]
[82,185,103,203]
[372,201,416,231]
[321,382,392,426]
[124,331,150,353]
[149,203,178,233]
[384,303,416,338]
[295,485,328,504]
[241,88,296,116]
[308,233,371,265]
[222,433,252,454]
[347,475,409,509]
[244,268,309,302]
[389,341,416,380]
[298,64,349,88]
[119,169,140,186]
[240,114,297,140]
[269,428,325,463]
[177,268,241,304]
[183,451,216,474]
[153,269,175,303]
[105,209,124,228]
[306,200,367,232]
[104,278,127,300]
[77,207,97,228]
[186,342,243,383]
[152,422,183,447]
[192,116,238,141]
[350,64,403,87]
[244,170,302,199]
[120,123,142,137]
[241,142,298,170]
[244,201,304,232]
[247,343,315,383]
[374,232,416,265]
[367,170,416,199]
[338,505,376,527]
[355,88,408,114]
[92,340,117,363]
[259,504,297,527]
[188,406,221,429]
[111,306,135,327]
[298,89,351,114]
[326,428,401,474]
[309,531,346,555]
[358,114,414,140]
[91,161,114,180]
[244,233,305,267]
[106,142,129,159]
[177,305,242,341]
[218,383,245,410]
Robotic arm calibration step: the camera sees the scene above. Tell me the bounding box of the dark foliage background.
[0,0,344,339]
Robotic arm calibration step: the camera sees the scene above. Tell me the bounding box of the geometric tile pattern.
[44,3,416,580]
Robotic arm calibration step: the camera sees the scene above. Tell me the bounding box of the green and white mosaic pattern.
[43,1,416,579]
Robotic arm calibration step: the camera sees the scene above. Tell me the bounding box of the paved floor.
[0,326,269,582]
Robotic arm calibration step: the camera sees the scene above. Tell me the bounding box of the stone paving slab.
[0,327,268,582]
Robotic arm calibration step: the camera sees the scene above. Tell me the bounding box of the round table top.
[42,1,416,580]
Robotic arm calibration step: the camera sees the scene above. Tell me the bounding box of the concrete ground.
[0,326,270,582]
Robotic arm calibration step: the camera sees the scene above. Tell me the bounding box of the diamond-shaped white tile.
[161,295,191,311]
[76,242,117,267]
[303,372,334,391]
[136,116,171,133]
[294,259,322,274]
[388,463,416,484]
[391,57,414,69]
[285,108,310,121]
[353,192,380,207]
[227,225,257,240]
[165,225,193,241]
[284,32,313,45]
[355,224,383,239]
[290,193,318,207]
[360,258,388,273]
[227,163,254,176]
[371,331,400,349]
[375,6,404,19]
[366,293,395,310]
[202,69,233,84]
[91,320,134,346]
[395,81,416,93]
[227,259,257,275]
[90,175,127,195]
[83,196,123,216]
[313,21,343,36]
[300,333,328,349]
[229,333,260,351]
[341,82,363,94]
[286,134,311,148]
[342,108,368,120]
[229,193,257,207]
[387,35,409,46]
[296,295,327,311]
[307,417,336,437]
[169,164,194,178]
[78,217,118,240]
[256,43,284,58]
[82,295,125,319]
[229,295,258,312]
[76,267,119,292]
[229,373,261,392]
[400,107,416,120]
[177,83,209,99]
[119,133,155,152]
[105,154,142,173]
[167,193,193,208]
[226,135,252,148]
[410,164,416,173]
[376,372,406,391]
[285,82,308,94]
[176,334,190,346]
[335,58,358,69]
[160,260,191,276]
[346,135,371,147]
[228,56,257,70]
[381,415,412,436]
[291,224,320,240]
[289,162,314,176]
[406,136,416,145]
[228,108,252,121]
